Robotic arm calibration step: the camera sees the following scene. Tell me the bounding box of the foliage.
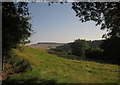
[100,37,120,64]
[49,43,84,60]
[71,39,89,57]
[85,47,103,60]
[2,2,32,56]
[72,2,120,38]
[50,40,104,60]
[48,50,81,60]
[72,2,120,61]
[87,40,102,48]
[6,49,32,73]
[51,43,71,53]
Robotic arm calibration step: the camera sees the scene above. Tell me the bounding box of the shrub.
[6,51,32,73]
[71,39,89,57]
[101,37,120,63]
[85,47,103,60]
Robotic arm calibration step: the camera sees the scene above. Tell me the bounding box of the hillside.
[37,42,65,45]
[28,40,102,50]
[29,42,64,50]
[6,46,119,83]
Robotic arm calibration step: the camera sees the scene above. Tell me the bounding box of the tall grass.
[5,46,120,83]
[4,49,32,73]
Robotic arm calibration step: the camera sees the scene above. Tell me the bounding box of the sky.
[28,2,106,44]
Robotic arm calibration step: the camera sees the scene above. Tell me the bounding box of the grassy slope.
[9,46,119,83]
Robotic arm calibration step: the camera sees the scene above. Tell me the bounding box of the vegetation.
[2,2,120,84]
[71,39,89,57]
[72,2,120,38]
[87,40,102,48]
[72,2,120,64]
[100,37,120,63]
[50,39,119,64]
[3,46,120,84]
[37,42,64,45]
[2,2,32,56]
[85,47,103,60]
[51,43,71,53]
[5,49,32,73]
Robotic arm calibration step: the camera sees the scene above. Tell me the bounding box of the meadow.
[4,46,120,84]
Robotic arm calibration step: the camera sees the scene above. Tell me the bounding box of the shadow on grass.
[48,51,119,65]
[2,78,119,85]
[2,78,56,85]
[48,51,83,60]
[83,58,119,65]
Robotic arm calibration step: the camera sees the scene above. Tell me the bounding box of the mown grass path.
[9,46,120,83]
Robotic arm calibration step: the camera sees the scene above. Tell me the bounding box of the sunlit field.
[5,46,119,83]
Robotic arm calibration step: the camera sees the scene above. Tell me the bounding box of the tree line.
[51,39,118,64]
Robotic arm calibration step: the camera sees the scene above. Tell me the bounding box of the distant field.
[7,46,120,83]
[29,43,63,50]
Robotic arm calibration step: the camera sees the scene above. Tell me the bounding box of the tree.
[2,2,32,56]
[85,47,103,60]
[100,37,120,63]
[72,2,120,62]
[71,39,89,57]
[72,2,120,38]
[52,43,71,53]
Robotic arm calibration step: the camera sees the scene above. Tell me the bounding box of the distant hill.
[29,42,65,50]
[37,42,65,45]
[29,40,103,50]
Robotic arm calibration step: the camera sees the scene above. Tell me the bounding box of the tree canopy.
[71,39,89,57]
[72,2,120,39]
[72,2,120,63]
[2,2,32,56]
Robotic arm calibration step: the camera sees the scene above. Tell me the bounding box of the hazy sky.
[28,2,106,44]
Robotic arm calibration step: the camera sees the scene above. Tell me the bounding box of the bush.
[6,51,32,73]
[71,39,89,57]
[85,47,103,60]
[101,37,120,62]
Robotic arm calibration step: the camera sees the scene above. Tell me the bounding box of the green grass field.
[7,46,120,83]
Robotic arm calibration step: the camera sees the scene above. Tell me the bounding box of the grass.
[6,46,120,83]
